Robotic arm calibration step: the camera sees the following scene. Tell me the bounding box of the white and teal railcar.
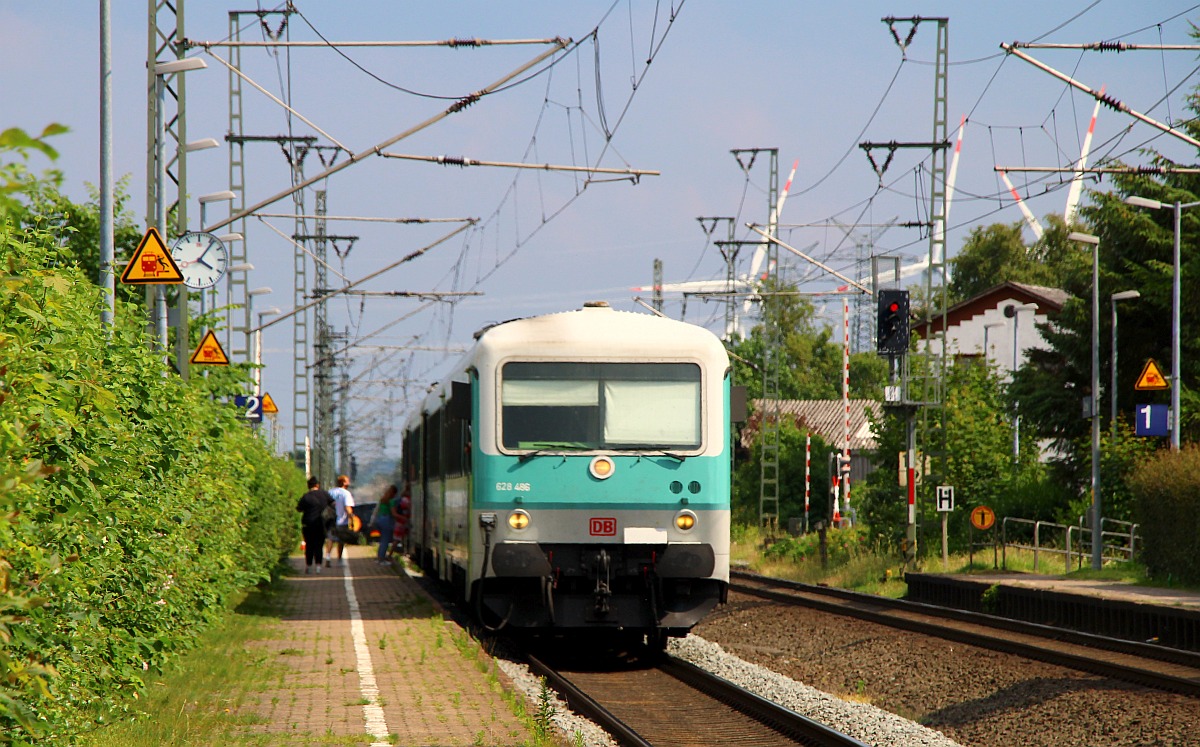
[402,302,732,643]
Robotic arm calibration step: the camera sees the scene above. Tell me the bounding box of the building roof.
[743,399,882,451]
[912,281,1069,338]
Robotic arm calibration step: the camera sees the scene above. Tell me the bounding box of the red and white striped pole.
[842,297,852,527]
[805,433,811,533]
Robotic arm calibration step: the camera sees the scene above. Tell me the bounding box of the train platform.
[236,543,537,746]
[905,570,1200,649]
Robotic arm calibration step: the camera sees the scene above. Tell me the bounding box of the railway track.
[526,649,869,747]
[729,569,1200,697]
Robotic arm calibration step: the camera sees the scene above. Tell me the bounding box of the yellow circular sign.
[970,505,996,531]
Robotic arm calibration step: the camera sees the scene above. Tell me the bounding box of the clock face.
[171,232,229,290]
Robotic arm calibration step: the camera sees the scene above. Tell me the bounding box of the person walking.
[374,484,397,565]
[389,481,412,560]
[324,474,356,567]
[296,476,334,574]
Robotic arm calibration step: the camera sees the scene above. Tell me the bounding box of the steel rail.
[527,651,870,747]
[730,570,1200,697]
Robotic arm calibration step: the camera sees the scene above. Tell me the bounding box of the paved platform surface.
[239,543,535,746]
[960,571,1200,611]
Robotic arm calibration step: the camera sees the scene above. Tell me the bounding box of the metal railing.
[1000,516,1141,572]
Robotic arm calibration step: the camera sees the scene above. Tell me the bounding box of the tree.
[726,276,886,526]
[948,215,1085,305]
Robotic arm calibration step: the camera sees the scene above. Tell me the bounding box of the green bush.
[1128,446,1200,585]
[763,524,870,566]
[0,223,302,744]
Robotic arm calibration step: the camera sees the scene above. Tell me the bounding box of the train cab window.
[501,362,701,451]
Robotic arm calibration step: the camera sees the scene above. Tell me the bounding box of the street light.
[982,322,1004,365]
[198,190,236,230]
[1125,195,1199,450]
[152,56,207,366]
[1004,302,1038,461]
[246,287,273,384]
[1111,290,1141,440]
[185,138,220,153]
[225,263,254,351]
[1069,230,1102,571]
[254,306,282,391]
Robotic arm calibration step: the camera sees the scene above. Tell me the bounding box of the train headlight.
[675,509,697,531]
[508,509,531,530]
[589,455,615,480]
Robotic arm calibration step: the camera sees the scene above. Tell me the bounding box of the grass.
[74,561,568,747]
[76,581,290,747]
[732,523,1172,596]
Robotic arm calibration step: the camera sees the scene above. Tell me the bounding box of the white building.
[912,282,1068,373]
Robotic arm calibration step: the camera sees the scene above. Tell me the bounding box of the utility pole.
[867,16,950,563]
[732,148,780,528]
[312,190,337,483]
[146,0,192,366]
[652,258,663,313]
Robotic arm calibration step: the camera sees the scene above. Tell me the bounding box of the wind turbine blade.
[744,158,799,319]
[935,115,966,264]
[999,170,1045,240]
[1065,84,1103,225]
[747,158,799,281]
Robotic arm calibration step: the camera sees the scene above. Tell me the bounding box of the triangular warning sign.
[1135,358,1170,390]
[260,392,279,414]
[190,330,230,366]
[120,227,184,284]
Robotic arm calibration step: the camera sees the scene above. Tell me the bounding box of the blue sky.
[5,2,1199,462]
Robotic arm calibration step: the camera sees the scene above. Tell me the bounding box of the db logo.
[589,517,617,536]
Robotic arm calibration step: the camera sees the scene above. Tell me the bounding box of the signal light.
[876,289,910,354]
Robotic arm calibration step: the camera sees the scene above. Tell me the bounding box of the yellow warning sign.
[1135,358,1170,390]
[190,330,230,366]
[120,227,184,284]
[260,392,279,414]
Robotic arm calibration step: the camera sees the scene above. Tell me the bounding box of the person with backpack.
[296,476,334,574]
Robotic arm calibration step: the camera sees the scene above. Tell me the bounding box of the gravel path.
[692,592,1200,747]
[498,591,1199,746]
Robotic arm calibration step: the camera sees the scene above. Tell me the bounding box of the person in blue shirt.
[324,474,356,567]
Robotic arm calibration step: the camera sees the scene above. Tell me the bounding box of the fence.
[998,516,1140,572]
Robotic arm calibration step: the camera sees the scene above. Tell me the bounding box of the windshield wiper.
[517,443,590,463]
[644,451,686,462]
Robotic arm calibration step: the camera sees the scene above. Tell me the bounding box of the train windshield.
[501,362,701,451]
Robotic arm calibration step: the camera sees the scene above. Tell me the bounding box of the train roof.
[407,303,728,421]
[473,301,727,360]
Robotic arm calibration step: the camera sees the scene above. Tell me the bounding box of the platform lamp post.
[246,287,273,372]
[225,263,254,352]
[982,321,1004,365]
[1124,195,1199,450]
[1111,290,1141,440]
[152,57,207,365]
[172,190,237,378]
[1068,231,1103,570]
[1005,303,1038,463]
[254,307,281,391]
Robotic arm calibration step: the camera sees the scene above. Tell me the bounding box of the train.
[401,301,734,646]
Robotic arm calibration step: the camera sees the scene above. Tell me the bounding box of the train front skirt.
[477,541,725,633]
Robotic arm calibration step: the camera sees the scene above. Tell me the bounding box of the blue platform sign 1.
[234,394,264,423]
[1135,404,1169,437]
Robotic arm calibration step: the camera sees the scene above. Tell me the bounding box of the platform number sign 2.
[234,394,263,423]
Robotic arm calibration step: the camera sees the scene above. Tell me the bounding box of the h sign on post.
[936,485,954,512]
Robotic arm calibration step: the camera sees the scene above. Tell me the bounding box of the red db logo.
[589,518,617,536]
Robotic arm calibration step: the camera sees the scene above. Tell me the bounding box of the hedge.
[0,223,302,744]
[1129,445,1200,586]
